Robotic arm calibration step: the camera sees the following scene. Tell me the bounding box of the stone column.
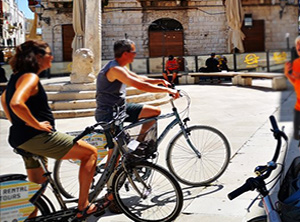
[85,0,102,75]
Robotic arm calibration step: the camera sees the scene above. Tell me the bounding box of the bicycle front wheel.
[166,125,231,186]
[112,161,183,222]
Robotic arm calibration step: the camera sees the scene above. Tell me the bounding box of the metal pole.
[195,56,198,72]
[266,50,270,72]
[233,52,237,72]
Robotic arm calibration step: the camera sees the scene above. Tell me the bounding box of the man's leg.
[163,72,169,82]
[137,105,161,141]
[172,72,178,84]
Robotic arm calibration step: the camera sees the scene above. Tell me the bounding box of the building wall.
[101,0,228,59]
[41,0,299,61]
[101,0,298,59]
[243,5,298,50]
[1,0,26,47]
[42,9,72,61]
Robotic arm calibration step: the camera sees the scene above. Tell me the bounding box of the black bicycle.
[0,110,183,222]
[54,90,231,200]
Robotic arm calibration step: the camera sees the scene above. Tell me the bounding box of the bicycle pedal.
[94,209,106,217]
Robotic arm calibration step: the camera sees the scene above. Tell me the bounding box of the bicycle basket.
[125,121,158,161]
[277,156,300,222]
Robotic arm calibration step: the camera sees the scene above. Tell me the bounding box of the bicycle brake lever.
[254,165,268,176]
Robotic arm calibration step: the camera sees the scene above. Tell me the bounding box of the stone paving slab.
[0,78,299,222]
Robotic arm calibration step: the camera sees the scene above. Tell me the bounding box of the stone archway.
[148,18,184,57]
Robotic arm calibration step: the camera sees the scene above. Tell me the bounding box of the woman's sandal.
[76,203,98,218]
[108,200,123,214]
[76,199,110,219]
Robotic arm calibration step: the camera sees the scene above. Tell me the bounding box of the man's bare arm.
[107,66,178,97]
[125,67,170,87]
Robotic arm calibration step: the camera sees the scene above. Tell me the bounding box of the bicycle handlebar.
[228,178,257,200]
[227,115,287,200]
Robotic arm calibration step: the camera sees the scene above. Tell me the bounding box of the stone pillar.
[85,0,102,75]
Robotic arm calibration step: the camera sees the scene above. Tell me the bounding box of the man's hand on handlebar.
[168,89,180,99]
[160,79,172,88]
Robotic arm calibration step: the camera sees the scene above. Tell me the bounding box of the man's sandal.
[104,193,123,214]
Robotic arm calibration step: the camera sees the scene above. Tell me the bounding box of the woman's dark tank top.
[5,72,54,148]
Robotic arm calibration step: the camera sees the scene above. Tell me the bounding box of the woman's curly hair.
[9,40,49,74]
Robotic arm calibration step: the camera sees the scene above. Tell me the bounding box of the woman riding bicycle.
[0,40,98,218]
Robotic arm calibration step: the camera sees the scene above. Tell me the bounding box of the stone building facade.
[39,0,299,62]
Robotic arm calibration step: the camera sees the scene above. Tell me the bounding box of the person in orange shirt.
[163,55,179,84]
[285,36,300,139]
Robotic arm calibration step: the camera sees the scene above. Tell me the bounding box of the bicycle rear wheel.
[166,125,230,186]
[53,159,105,198]
[112,161,183,222]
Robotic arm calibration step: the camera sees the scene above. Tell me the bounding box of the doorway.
[62,25,75,61]
[242,20,265,52]
[149,18,184,57]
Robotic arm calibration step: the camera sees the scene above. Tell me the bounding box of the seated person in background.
[206,53,220,72]
[198,53,221,83]
[219,55,229,71]
[163,55,179,85]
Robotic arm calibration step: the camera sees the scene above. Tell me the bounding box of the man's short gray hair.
[114,39,135,58]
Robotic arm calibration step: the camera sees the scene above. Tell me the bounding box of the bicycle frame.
[262,195,282,222]
[123,98,200,157]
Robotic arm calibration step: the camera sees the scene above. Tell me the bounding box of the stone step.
[48,92,167,111]
[51,96,171,119]
[43,82,96,91]
[43,81,144,95]
[126,92,166,103]
[47,91,96,101]
[52,108,95,119]
[46,88,149,101]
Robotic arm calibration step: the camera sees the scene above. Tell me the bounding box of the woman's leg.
[27,167,48,218]
[62,140,98,212]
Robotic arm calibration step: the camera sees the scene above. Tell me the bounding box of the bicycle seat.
[13,148,34,158]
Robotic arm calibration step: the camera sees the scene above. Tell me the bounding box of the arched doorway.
[149,18,184,57]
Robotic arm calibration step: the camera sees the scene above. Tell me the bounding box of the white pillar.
[84,0,101,75]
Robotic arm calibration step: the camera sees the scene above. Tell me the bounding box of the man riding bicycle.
[95,39,179,213]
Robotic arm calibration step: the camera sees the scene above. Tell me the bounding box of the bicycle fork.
[122,162,152,199]
[262,196,282,222]
[179,119,201,158]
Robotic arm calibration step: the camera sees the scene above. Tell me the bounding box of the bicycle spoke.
[114,162,183,222]
[167,125,230,186]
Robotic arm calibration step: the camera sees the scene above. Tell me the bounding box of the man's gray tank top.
[95,60,126,117]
